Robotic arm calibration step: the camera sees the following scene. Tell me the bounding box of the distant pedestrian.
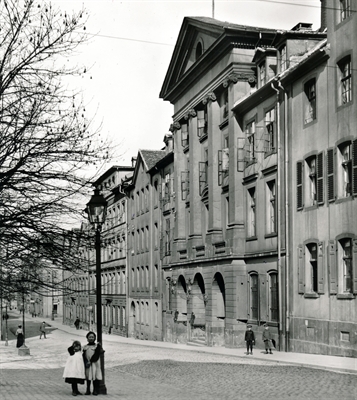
[16,325,24,348]
[39,321,47,339]
[63,340,85,396]
[74,317,80,330]
[244,324,255,355]
[83,331,103,396]
[262,324,273,354]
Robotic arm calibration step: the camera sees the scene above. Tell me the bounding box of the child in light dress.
[83,331,103,396]
[63,340,85,396]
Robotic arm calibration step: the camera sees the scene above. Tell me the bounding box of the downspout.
[278,80,290,352]
[271,80,282,351]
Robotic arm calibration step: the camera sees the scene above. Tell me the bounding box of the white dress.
[63,350,86,382]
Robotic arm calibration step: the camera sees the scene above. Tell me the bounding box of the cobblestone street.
[1,338,357,400]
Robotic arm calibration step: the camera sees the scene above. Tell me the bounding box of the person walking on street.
[74,317,80,330]
[63,340,85,396]
[83,331,103,396]
[16,325,24,348]
[262,323,273,354]
[39,321,47,339]
[244,324,255,355]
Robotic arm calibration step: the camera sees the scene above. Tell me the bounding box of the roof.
[139,149,166,171]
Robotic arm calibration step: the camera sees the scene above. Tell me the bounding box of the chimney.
[131,156,137,168]
[163,133,173,153]
[320,0,327,32]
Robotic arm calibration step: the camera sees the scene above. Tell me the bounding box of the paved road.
[1,329,357,400]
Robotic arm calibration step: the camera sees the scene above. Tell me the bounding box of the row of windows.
[297,139,357,210]
[131,265,159,291]
[131,223,159,253]
[103,201,126,230]
[298,237,357,296]
[88,271,126,295]
[133,301,159,327]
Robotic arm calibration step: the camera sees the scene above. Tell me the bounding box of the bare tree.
[0,0,110,296]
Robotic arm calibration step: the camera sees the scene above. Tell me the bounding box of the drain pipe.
[278,80,290,352]
[271,80,282,351]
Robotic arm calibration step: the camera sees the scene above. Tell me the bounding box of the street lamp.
[86,188,107,395]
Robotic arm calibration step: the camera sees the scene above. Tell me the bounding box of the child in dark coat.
[83,331,103,396]
[244,324,255,355]
[63,340,85,396]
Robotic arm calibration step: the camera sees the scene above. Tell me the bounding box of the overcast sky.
[55,0,321,168]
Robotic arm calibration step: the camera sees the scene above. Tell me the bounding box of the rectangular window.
[269,273,278,322]
[266,180,276,234]
[340,0,351,21]
[338,238,352,293]
[338,56,352,105]
[306,243,318,293]
[197,106,208,138]
[165,218,171,256]
[304,79,316,124]
[280,45,287,72]
[250,274,259,320]
[338,142,352,197]
[247,187,256,237]
[218,148,229,186]
[264,108,275,153]
[181,123,189,147]
[245,120,256,164]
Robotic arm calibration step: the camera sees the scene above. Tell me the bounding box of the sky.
[54,0,322,169]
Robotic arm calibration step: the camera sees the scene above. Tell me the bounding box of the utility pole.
[212,0,215,18]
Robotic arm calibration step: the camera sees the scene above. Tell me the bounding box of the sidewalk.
[2,312,357,375]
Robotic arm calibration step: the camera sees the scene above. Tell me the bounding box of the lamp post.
[86,188,107,395]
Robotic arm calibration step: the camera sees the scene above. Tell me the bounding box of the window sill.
[337,100,353,111]
[265,232,277,239]
[305,204,318,211]
[303,118,317,129]
[304,292,319,299]
[335,196,353,205]
[246,236,257,242]
[337,293,355,300]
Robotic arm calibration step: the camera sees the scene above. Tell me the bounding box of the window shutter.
[328,240,337,294]
[353,239,357,294]
[298,245,305,294]
[327,148,335,202]
[237,138,245,172]
[317,241,324,294]
[218,150,223,186]
[317,152,324,205]
[352,139,357,197]
[297,161,304,210]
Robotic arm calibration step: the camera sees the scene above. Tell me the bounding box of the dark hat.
[247,324,252,328]
[263,323,268,327]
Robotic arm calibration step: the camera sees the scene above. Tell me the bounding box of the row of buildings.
[62,0,356,356]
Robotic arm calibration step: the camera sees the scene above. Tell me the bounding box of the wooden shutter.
[298,245,305,294]
[353,239,357,294]
[352,139,357,197]
[296,161,304,210]
[317,152,324,205]
[328,240,337,294]
[218,150,223,186]
[317,241,325,294]
[327,148,335,202]
[181,171,188,201]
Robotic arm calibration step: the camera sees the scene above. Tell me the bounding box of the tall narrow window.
[338,142,352,198]
[339,238,352,293]
[306,156,317,206]
[266,180,276,234]
[197,106,208,138]
[165,218,171,256]
[304,78,316,124]
[247,187,256,238]
[338,56,352,105]
[280,45,287,72]
[340,0,351,21]
[265,108,275,153]
[181,123,189,147]
[249,273,259,320]
[306,243,318,293]
[269,273,278,322]
[245,120,256,165]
